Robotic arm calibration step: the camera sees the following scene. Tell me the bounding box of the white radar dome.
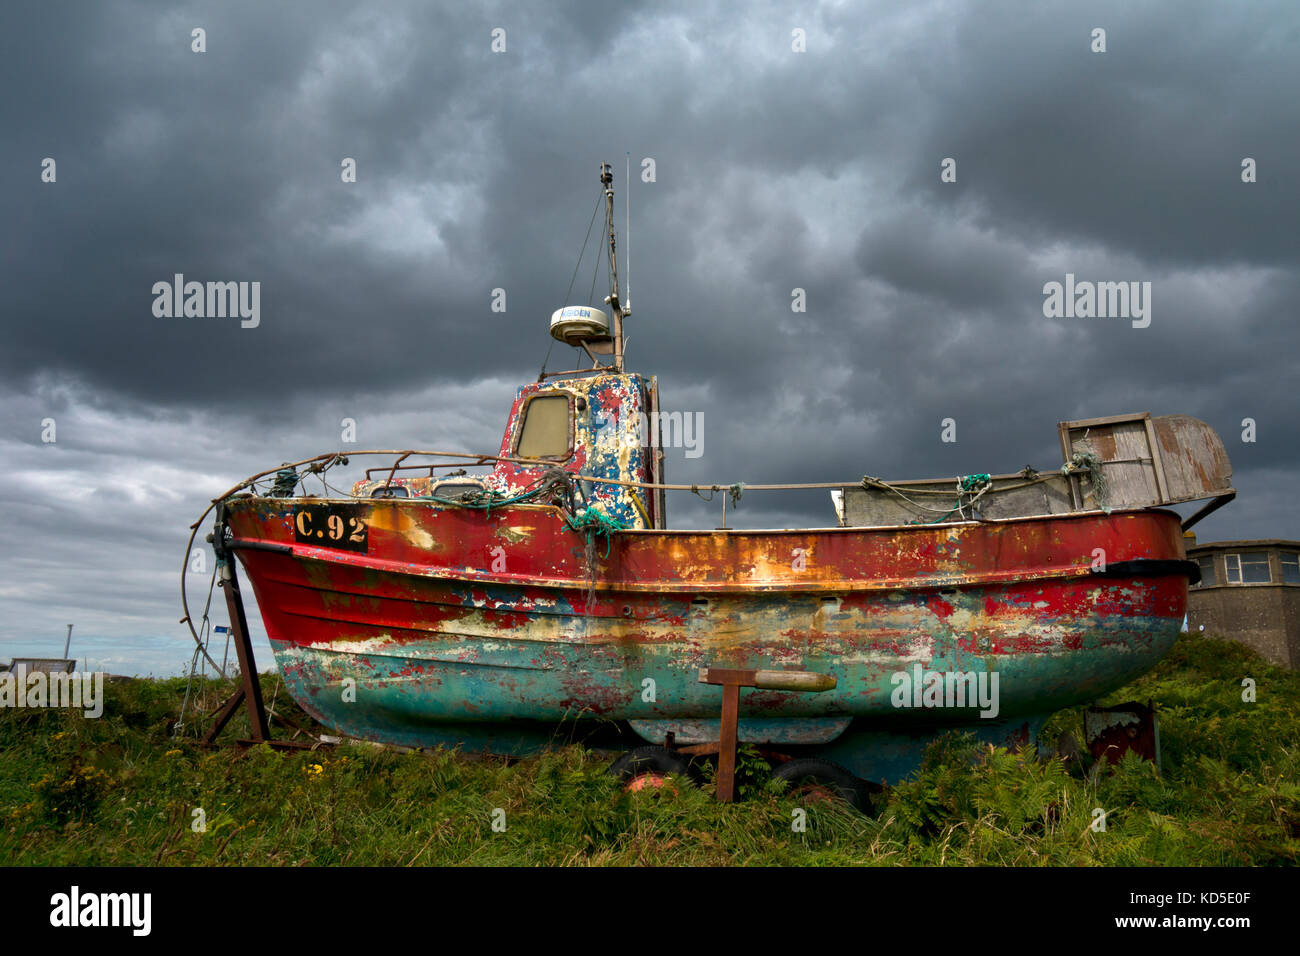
[549,305,610,346]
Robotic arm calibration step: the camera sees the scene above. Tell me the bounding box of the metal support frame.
[1180,492,1236,531]
[201,505,322,750]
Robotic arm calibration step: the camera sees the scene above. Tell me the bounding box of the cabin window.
[515,394,572,459]
[1225,551,1270,584]
[370,485,409,498]
[1194,556,1215,587]
[1281,553,1300,584]
[432,482,484,501]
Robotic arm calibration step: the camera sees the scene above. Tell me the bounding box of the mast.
[543,163,632,378]
[600,161,629,372]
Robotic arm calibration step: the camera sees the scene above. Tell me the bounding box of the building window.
[1281,553,1300,584]
[1225,551,1270,584]
[1195,556,1216,587]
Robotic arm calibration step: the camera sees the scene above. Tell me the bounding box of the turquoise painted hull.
[226,500,1190,784]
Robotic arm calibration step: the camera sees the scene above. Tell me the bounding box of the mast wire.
[542,188,604,379]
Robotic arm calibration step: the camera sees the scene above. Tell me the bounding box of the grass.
[1,631,1297,866]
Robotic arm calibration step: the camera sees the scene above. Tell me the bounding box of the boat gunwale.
[231,493,1187,536]
[227,510,1191,596]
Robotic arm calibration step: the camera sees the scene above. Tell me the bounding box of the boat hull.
[224,498,1188,766]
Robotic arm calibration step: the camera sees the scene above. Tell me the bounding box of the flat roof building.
[1186,539,1300,669]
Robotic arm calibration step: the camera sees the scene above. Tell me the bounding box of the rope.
[628,491,652,528]
[563,505,625,559]
[175,560,219,737]
[861,468,1061,515]
[562,504,625,629]
[908,473,994,525]
[689,484,716,501]
[271,467,300,498]
[418,468,572,515]
[863,476,969,513]
[543,190,606,379]
[687,483,745,506]
[1063,451,1109,512]
[587,228,603,307]
[565,190,604,306]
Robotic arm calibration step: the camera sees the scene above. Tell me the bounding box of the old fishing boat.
[186,163,1235,789]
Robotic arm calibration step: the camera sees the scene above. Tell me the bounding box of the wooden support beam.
[698,667,836,803]
[218,557,270,742]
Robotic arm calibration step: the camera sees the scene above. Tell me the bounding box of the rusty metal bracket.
[1180,491,1236,531]
[697,667,836,802]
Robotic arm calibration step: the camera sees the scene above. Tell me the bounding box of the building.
[2,658,77,679]
[1186,538,1300,669]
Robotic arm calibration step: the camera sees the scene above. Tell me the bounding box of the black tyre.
[771,757,876,813]
[608,746,699,788]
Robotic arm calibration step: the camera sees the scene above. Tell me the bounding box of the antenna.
[544,163,626,374]
[625,152,631,316]
[600,161,625,371]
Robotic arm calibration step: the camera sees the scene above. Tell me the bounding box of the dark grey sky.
[2,0,1296,674]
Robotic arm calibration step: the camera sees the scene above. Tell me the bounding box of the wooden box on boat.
[835,413,1234,528]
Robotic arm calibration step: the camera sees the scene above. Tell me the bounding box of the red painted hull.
[223,498,1188,747]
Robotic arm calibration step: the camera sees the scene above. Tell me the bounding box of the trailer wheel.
[772,758,874,813]
[608,746,699,791]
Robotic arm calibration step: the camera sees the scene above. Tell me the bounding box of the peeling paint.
[213,367,1198,778]
[226,482,1188,754]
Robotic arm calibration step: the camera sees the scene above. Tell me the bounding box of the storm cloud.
[1,0,1295,673]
